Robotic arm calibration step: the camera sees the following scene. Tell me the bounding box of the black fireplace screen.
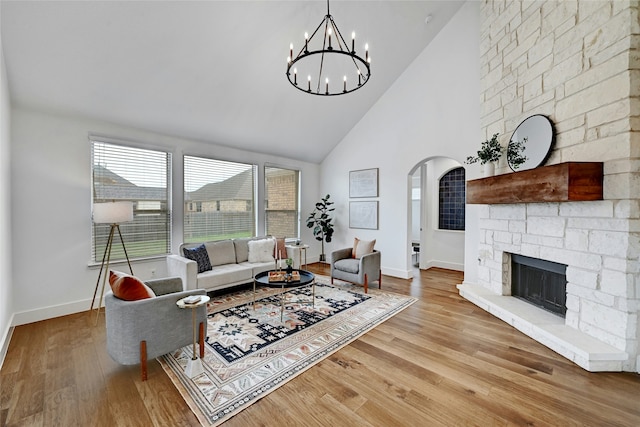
[511,254,567,317]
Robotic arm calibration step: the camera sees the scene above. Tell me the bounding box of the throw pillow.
[248,238,275,263]
[183,244,212,273]
[273,237,287,260]
[353,237,376,259]
[109,270,156,301]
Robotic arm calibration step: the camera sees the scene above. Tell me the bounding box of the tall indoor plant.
[306,194,334,262]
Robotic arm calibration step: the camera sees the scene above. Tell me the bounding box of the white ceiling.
[1,1,465,163]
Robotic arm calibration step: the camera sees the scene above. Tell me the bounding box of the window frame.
[264,164,301,239]
[90,136,173,263]
[183,155,257,244]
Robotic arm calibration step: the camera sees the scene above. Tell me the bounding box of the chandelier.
[286,0,371,96]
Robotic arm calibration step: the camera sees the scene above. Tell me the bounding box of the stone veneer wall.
[476,0,639,371]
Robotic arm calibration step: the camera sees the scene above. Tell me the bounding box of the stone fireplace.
[459,199,633,371]
[461,1,640,372]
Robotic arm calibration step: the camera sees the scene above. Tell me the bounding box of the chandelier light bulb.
[293,68,297,85]
[351,31,355,53]
[290,43,293,60]
[307,75,311,92]
[343,75,347,92]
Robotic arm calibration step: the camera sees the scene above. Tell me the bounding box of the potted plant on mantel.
[306,194,334,263]
[465,133,502,176]
[466,133,528,176]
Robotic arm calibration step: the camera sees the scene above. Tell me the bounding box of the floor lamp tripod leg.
[115,224,134,275]
[95,226,114,325]
[90,225,115,312]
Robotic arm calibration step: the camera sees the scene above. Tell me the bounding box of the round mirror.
[508,114,554,171]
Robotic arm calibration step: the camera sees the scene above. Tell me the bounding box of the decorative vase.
[286,265,293,274]
[482,161,495,177]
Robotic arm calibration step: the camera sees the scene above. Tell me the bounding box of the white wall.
[9,107,320,325]
[320,2,480,280]
[0,22,14,364]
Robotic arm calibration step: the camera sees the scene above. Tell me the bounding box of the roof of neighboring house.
[185,169,253,202]
[94,165,253,202]
[93,165,167,200]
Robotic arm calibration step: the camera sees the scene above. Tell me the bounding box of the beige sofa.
[167,237,289,292]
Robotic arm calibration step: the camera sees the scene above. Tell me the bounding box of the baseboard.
[0,317,14,370]
[11,298,91,326]
[381,267,412,280]
[422,260,464,272]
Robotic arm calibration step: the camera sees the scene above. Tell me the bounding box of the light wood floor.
[2,265,639,426]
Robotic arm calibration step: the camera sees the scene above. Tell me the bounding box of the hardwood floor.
[2,265,639,426]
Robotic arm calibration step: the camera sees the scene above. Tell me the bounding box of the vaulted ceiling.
[1,1,465,163]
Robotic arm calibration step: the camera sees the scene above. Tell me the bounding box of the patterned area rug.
[159,275,416,426]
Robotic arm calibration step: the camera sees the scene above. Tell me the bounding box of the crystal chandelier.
[286,0,371,96]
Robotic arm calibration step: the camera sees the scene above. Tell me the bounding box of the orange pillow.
[352,238,376,259]
[109,270,156,301]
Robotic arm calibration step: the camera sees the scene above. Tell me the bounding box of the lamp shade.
[93,201,134,224]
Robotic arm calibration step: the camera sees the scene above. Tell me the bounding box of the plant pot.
[481,161,496,177]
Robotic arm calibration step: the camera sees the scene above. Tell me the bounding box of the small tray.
[268,271,300,282]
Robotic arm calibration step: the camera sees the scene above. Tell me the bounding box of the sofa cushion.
[248,238,275,263]
[197,264,254,289]
[353,238,376,259]
[233,237,254,263]
[334,258,360,274]
[109,270,156,301]
[183,244,212,273]
[205,240,237,267]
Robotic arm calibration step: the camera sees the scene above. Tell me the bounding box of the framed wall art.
[349,168,378,198]
[349,201,378,229]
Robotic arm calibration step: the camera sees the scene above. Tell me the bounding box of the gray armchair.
[330,247,381,293]
[105,276,208,381]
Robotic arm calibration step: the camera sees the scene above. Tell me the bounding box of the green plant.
[285,258,293,267]
[465,133,502,165]
[306,194,335,262]
[507,137,528,170]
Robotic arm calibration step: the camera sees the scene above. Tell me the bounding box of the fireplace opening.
[511,254,567,317]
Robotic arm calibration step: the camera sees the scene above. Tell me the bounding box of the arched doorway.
[408,157,466,273]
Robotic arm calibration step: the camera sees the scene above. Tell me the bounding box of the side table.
[176,295,210,378]
[286,244,309,270]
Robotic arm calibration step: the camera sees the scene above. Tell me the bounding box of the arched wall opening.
[408,156,465,273]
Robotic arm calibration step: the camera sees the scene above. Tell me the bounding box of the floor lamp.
[91,201,134,324]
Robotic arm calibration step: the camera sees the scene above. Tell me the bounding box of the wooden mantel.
[466,162,603,204]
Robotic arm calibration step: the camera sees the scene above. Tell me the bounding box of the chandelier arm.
[315,16,331,93]
[328,17,346,52]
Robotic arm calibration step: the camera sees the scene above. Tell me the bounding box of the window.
[91,139,172,262]
[438,167,465,231]
[184,156,256,243]
[265,166,300,238]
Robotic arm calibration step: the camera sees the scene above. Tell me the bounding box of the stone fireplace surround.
[458,199,635,372]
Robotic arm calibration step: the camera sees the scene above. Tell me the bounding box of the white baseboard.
[381,267,412,279]
[0,318,14,370]
[12,298,92,326]
[422,260,464,272]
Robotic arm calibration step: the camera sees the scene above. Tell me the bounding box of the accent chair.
[105,276,207,381]
[330,247,381,293]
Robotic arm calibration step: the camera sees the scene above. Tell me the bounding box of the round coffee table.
[253,269,315,321]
